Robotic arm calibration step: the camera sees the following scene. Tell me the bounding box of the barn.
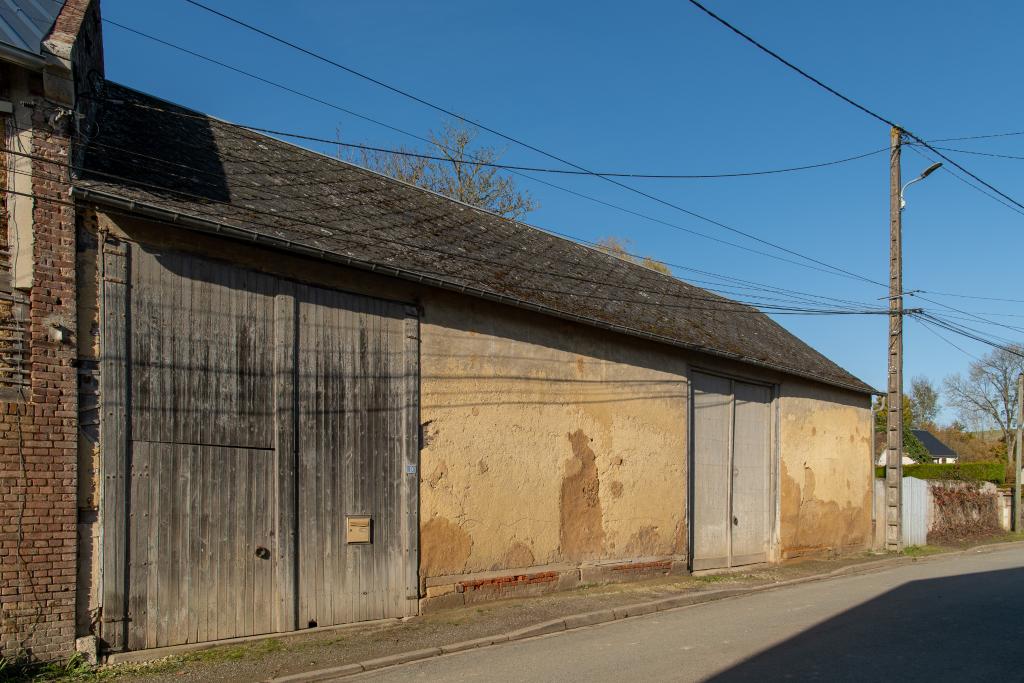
[68,84,876,653]
[1,0,875,660]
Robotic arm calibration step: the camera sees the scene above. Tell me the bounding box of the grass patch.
[694,574,729,583]
[0,653,100,682]
[178,637,284,664]
[901,545,945,558]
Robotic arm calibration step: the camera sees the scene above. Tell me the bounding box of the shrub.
[928,484,1001,544]
[874,461,1005,485]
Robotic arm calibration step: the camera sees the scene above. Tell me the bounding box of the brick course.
[0,86,79,663]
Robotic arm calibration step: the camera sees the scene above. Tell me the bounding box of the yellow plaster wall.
[418,293,689,579]
[778,380,873,559]
[90,209,876,581]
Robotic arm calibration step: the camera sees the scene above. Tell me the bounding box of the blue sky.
[99,1,1024,419]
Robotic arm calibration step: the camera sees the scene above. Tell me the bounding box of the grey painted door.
[102,243,419,651]
[691,372,772,571]
[731,382,772,565]
[691,373,732,570]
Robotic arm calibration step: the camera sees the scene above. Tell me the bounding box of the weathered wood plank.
[126,440,149,652]
[197,445,212,644]
[402,307,420,608]
[273,287,297,633]
[190,443,205,644]
[100,239,130,650]
[155,442,173,647]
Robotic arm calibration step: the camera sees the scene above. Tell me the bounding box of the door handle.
[733,516,739,526]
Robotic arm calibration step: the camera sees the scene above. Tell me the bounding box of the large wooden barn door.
[99,243,418,652]
[294,283,415,628]
[123,248,278,650]
[690,372,773,571]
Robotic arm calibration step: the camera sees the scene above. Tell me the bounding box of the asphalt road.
[348,545,1024,682]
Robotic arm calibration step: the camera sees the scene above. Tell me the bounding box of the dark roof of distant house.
[911,430,958,458]
[0,0,64,62]
[73,82,875,395]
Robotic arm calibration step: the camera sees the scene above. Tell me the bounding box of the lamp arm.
[899,175,925,209]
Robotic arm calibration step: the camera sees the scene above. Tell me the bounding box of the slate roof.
[0,0,64,61]
[911,430,958,459]
[74,82,874,395]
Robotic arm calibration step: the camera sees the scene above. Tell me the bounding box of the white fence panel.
[902,477,929,546]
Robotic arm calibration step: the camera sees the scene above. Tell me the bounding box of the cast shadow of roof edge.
[74,81,876,396]
[707,566,1024,681]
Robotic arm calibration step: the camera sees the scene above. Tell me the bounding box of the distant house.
[876,430,960,466]
[875,449,917,467]
[911,430,959,464]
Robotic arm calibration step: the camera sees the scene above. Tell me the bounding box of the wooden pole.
[886,127,904,551]
[1015,372,1022,532]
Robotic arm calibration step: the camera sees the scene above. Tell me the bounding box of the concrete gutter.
[268,540,1024,682]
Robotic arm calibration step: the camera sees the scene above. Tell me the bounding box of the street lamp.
[900,162,942,209]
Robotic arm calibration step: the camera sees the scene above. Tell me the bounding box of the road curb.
[267,539,1024,682]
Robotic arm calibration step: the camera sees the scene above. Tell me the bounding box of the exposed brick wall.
[0,91,79,663]
[0,0,102,661]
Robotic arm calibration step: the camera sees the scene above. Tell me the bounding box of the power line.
[685,0,1024,215]
[906,131,1024,219]
[81,20,882,291]
[918,290,1024,305]
[107,19,891,180]
[938,310,1024,321]
[175,0,884,286]
[103,22,900,181]
[912,315,984,362]
[914,312,1024,357]
[220,124,892,180]
[79,96,887,285]
[8,149,886,318]
[932,146,1024,161]
[910,286,1024,336]
[929,130,1024,143]
[7,115,879,314]
[924,311,1024,345]
[118,14,1024,304]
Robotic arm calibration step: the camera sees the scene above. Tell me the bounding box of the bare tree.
[340,122,538,220]
[909,375,940,427]
[943,345,1024,456]
[595,237,671,275]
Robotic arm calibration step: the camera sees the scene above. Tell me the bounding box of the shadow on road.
[709,566,1024,681]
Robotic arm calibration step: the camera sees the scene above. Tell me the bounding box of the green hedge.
[874,461,1005,485]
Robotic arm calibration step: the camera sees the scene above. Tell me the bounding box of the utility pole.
[885,126,903,552]
[1016,372,1022,532]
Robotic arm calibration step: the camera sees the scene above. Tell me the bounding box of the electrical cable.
[8,113,876,310]
[81,83,884,284]
[7,156,888,317]
[905,144,1024,219]
[174,0,886,286]
[931,146,1024,161]
[912,315,984,362]
[684,0,1024,215]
